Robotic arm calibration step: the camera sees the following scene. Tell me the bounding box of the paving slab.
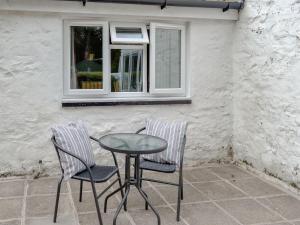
[0,180,25,198]
[209,166,254,180]
[184,168,221,183]
[217,198,282,224]
[230,177,284,197]
[72,191,119,213]
[26,195,72,217]
[180,202,239,225]
[258,195,300,220]
[25,215,76,225]
[27,178,67,196]
[129,206,186,225]
[125,187,166,210]
[194,181,246,200]
[0,198,23,220]
[156,183,208,204]
[0,220,21,225]
[78,212,132,225]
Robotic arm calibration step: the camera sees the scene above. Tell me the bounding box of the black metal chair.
[51,136,125,225]
[136,127,186,222]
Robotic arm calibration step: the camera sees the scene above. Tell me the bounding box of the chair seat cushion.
[73,165,118,182]
[51,121,95,180]
[143,119,187,165]
[140,159,176,173]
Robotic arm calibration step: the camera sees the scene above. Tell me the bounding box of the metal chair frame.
[136,127,186,221]
[51,136,125,225]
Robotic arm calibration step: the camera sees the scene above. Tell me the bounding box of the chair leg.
[181,181,184,200]
[53,176,63,223]
[117,170,126,211]
[91,182,103,225]
[139,169,149,210]
[177,184,182,222]
[79,180,83,202]
[140,169,143,188]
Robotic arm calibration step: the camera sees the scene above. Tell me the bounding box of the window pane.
[71,26,103,89]
[111,49,143,92]
[116,27,143,39]
[155,28,181,89]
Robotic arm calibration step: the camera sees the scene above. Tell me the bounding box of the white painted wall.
[0,2,235,176]
[233,0,300,184]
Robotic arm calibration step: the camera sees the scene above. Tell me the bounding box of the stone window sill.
[62,98,192,107]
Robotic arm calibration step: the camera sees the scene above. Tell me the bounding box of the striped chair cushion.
[51,121,95,180]
[143,119,187,165]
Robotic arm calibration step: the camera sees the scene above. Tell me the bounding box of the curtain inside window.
[155,28,181,89]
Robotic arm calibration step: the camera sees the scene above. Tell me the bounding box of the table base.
[104,154,161,225]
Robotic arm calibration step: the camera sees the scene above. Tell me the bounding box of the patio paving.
[1,164,300,225]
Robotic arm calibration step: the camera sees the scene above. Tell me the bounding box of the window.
[150,23,186,95]
[64,21,109,96]
[64,20,187,102]
[110,45,147,93]
[110,23,149,44]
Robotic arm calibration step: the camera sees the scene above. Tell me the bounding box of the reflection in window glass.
[111,49,143,92]
[155,28,181,89]
[71,26,103,89]
[116,27,143,39]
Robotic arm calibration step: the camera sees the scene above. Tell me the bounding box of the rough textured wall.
[233,0,300,184]
[0,12,234,176]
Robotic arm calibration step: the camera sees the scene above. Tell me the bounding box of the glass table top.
[98,133,168,154]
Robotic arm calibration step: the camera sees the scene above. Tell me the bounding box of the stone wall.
[0,10,235,176]
[233,0,300,184]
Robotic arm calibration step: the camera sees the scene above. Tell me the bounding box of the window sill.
[62,97,192,107]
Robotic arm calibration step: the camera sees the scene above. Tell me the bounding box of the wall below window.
[233,0,300,185]
[0,9,235,176]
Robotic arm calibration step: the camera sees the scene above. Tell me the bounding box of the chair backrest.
[52,136,67,177]
[51,121,95,180]
[143,119,188,166]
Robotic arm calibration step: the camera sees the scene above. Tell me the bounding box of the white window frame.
[63,20,109,97]
[149,23,186,96]
[110,22,149,44]
[109,44,148,97]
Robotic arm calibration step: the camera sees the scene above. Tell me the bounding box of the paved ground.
[1,164,300,225]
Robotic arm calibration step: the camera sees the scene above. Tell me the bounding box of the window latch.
[161,0,167,10]
[82,0,87,6]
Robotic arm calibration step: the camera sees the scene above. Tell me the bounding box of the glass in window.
[155,28,181,89]
[111,49,143,92]
[115,27,143,39]
[70,26,103,89]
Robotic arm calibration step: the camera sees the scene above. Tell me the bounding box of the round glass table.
[99,133,167,225]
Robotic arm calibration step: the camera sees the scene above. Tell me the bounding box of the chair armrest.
[89,136,99,142]
[136,127,146,134]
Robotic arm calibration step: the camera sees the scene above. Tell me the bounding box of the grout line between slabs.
[21,179,28,225]
[207,169,291,224]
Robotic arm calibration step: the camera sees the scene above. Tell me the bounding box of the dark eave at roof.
[62,0,244,11]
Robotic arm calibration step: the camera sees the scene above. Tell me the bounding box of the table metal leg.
[135,155,161,225]
[104,182,126,213]
[113,187,130,225]
[113,155,131,225]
